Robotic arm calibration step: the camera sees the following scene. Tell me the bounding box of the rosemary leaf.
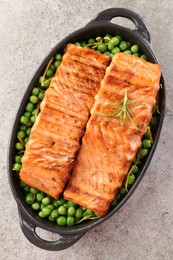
[41,57,54,87]
[76,215,100,224]
[125,148,141,191]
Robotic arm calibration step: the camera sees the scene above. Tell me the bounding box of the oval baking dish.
[8,8,165,251]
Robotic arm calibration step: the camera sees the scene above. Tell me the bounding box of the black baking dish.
[8,8,165,251]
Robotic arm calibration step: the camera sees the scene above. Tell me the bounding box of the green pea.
[30,187,38,194]
[41,79,50,88]
[54,60,61,68]
[45,69,54,78]
[63,203,69,208]
[80,41,86,47]
[111,47,120,54]
[24,111,31,118]
[20,181,26,188]
[42,197,51,206]
[110,37,120,46]
[49,64,55,70]
[150,116,156,125]
[142,139,151,148]
[23,186,30,193]
[20,125,27,131]
[40,204,44,210]
[41,207,52,217]
[15,142,24,150]
[58,206,67,216]
[140,148,148,157]
[20,115,29,125]
[88,38,95,44]
[38,92,44,101]
[104,51,112,56]
[47,204,54,210]
[111,199,118,206]
[17,130,26,139]
[31,202,40,210]
[128,174,135,185]
[108,43,115,51]
[74,42,81,46]
[58,198,66,206]
[52,200,59,208]
[48,216,56,222]
[131,45,139,53]
[32,109,36,116]
[109,53,114,58]
[116,35,122,42]
[57,216,67,226]
[67,201,77,207]
[85,209,94,216]
[75,208,83,219]
[140,54,148,60]
[116,193,122,200]
[30,95,38,104]
[133,53,139,57]
[124,50,131,54]
[119,187,126,195]
[15,155,22,163]
[13,163,21,171]
[26,127,31,136]
[25,193,35,204]
[36,192,44,201]
[32,87,39,96]
[132,165,139,174]
[30,116,35,124]
[144,131,149,138]
[38,211,46,218]
[97,43,107,53]
[126,42,131,49]
[119,41,128,51]
[68,206,76,216]
[105,33,112,40]
[67,216,74,227]
[25,102,34,112]
[51,209,59,219]
[24,136,29,143]
[55,53,62,61]
[26,120,32,127]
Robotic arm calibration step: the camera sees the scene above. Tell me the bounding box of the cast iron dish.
[8,8,165,251]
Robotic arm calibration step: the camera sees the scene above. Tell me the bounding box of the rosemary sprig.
[147,126,153,143]
[125,148,141,191]
[75,215,100,224]
[97,91,145,131]
[40,57,54,87]
[17,136,25,147]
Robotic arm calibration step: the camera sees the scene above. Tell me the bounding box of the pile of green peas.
[74,34,147,60]
[20,181,97,227]
[13,34,155,226]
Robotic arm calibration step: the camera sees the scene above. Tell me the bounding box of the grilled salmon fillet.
[19,44,110,199]
[64,53,161,216]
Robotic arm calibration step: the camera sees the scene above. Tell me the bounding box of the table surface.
[1,0,173,259]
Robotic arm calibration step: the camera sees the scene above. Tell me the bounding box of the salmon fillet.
[20,44,110,199]
[64,53,161,216]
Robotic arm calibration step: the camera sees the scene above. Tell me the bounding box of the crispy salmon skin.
[19,44,110,199]
[64,53,161,216]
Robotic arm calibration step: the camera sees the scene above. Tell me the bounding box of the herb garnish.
[97,91,145,131]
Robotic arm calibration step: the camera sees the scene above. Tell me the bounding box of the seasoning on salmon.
[64,53,161,216]
[19,44,110,199]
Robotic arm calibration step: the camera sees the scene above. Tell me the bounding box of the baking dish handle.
[18,209,86,251]
[86,8,151,43]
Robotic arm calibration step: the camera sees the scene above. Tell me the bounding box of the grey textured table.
[1,0,173,259]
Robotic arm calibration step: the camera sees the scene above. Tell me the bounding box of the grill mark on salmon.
[20,44,110,199]
[64,53,161,216]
